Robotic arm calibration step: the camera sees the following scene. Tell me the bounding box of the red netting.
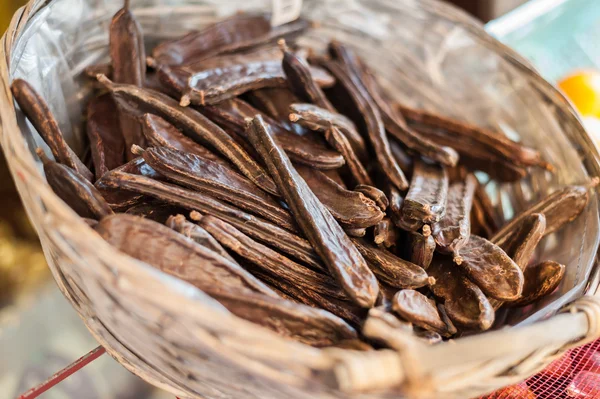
[481,340,600,398]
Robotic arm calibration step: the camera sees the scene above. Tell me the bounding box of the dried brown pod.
[498,213,546,270]
[86,94,126,180]
[110,0,147,158]
[295,164,384,229]
[392,290,447,335]
[141,113,226,164]
[166,214,236,262]
[407,231,436,269]
[432,174,477,257]
[456,235,524,301]
[95,214,277,297]
[373,218,398,248]
[38,149,113,219]
[354,185,389,212]
[398,159,449,231]
[389,140,414,179]
[247,88,306,135]
[96,75,279,195]
[152,14,309,65]
[437,303,458,337]
[491,182,596,245]
[201,98,344,170]
[246,115,379,308]
[428,259,494,331]
[137,146,297,232]
[352,238,431,289]
[324,125,373,187]
[510,261,565,307]
[11,79,93,181]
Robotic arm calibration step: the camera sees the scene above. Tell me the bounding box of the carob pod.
[432,174,477,259]
[428,258,494,331]
[491,181,596,246]
[354,184,389,212]
[152,13,309,65]
[109,0,147,158]
[456,235,524,301]
[201,98,344,169]
[437,303,458,337]
[94,157,161,211]
[373,218,398,248]
[201,287,357,347]
[359,66,459,167]
[321,60,408,191]
[510,261,565,307]
[37,149,113,220]
[141,113,227,164]
[471,182,500,238]
[166,214,236,263]
[288,103,368,160]
[391,290,448,335]
[125,202,186,224]
[407,231,436,269]
[100,170,324,269]
[352,238,432,289]
[11,79,93,181]
[96,75,279,195]
[398,159,449,232]
[95,214,277,297]
[385,183,405,226]
[246,115,379,308]
[397,104,551,171]
[136,146,297,232]
[247,88,307,135]
[295,164,384,229]
[163,59,334,107]
[324,125,373,187]
[184,45,285,71]
[389,140,414,179]
[196,215,348,301]
[86,94,126,180]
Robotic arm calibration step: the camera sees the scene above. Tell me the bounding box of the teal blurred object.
[487,0,600,83]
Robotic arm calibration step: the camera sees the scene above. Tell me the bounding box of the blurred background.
[1,0,600,398]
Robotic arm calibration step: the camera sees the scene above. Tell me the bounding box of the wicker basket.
[2,0,600,398]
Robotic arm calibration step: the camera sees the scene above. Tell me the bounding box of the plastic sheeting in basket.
[1,0,600,398]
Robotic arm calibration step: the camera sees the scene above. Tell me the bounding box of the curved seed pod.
[373,218,398,248]
[471,182,500,238]
[437,303,457,337]
[428,259,494,331]
[152,14,309,65]
[432,174,477,257]
[167,214,236,263]
[456,235,524,301]
[385,183,405,226]
[499,213,546,269]
[354,185,389,211]
[389,140,414,179]
[288,103,368,160]
[295,164,384,229]
[352,238,431,289]
[96,75,279,195]
[138,146,297,232]
[110,0,146,158]
[125,203,186,224]
[280,40,336,112]
[86,94,126,180]
[359,67,459,167]
[196,215,348,301]
[392,290,447,335]
[398,159,449,231]
[397,104,551,171]
[101,170,324,269]
[247,88,306,135]
[185,45,285,71]
[491,182,595,245]
[511,261,565,307]
[203,287,357,347]
[246,115,379,308]
[201,99,344,170]
[407,231,436,269]
[322,60,408,190]
[94,157,161,211]
[141,114,226,164]
[95,214,277,297]
[11,79,93,181]
[324,126,373,186]
[38,149,113,219]
[164,60,334,107]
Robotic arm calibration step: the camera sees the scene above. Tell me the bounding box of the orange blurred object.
[558,70,600,117]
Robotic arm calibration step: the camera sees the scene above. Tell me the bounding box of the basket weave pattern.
[2,1,600,398]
